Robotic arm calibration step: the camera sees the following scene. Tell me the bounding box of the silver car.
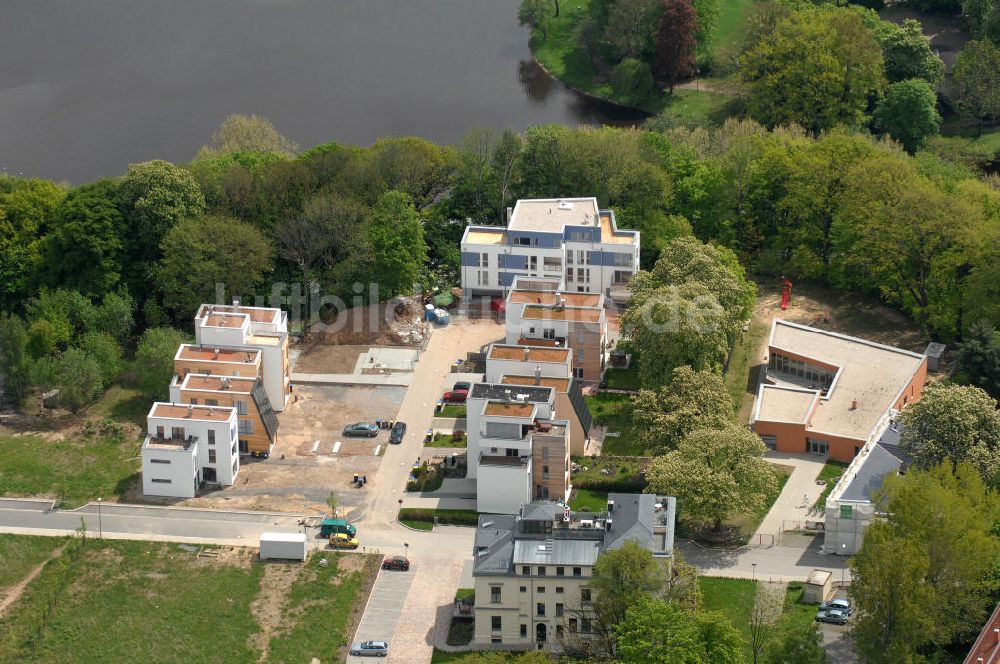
[350,640,389,657]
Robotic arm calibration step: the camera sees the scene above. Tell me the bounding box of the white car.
[350,640,389,657]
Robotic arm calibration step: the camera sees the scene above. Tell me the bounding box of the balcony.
[479,453,530,467]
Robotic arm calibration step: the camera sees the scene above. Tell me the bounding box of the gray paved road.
[347,566,415,663]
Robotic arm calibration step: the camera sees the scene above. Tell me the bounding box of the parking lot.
[347,564,415,663]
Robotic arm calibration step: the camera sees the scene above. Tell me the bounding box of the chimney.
[607,499,614,513]
[523,347,530,361]
[534,365,542,385]
[605,518,613,532]
[506,206,513,224]
[232,298,240,309]
[186,404,193,418]
[850,399,858,410]
[213,348,220,359]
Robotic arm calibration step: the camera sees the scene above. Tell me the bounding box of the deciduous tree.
[952,40,1000,125]
[632,365,733,452]
[655,0,699,92]
[135,327,189,400]
[647,426,777,532]
[0,176,63,312]
[197,113,298,158]
[518,0,552,40]
[0,314,32,404]
[957,321,1000,400]
[605,0,663,61]
[880,19,944,85]
[76,332,122,386]
[365,191,427,300]
[873,78,941,153]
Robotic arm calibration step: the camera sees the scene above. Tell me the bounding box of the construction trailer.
[259,532,307,561]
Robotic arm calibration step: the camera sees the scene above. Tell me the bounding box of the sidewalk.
[755,453,827,541]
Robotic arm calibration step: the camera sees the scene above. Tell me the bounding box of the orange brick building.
[751,320,927,463]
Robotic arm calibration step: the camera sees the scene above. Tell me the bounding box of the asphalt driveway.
[347,564,415,662]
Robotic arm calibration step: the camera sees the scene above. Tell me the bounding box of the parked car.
[442,389,468,403]
[381,556,410,571]
[815,609,850,625]
[330,533,360,549]
[319,518,357,538]
[819,599,852,616]
[343,422,379,437]
[389,422,407,444]
[350,640,389,657]
[452,381,471,392]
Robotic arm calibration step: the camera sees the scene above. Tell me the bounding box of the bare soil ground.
[180,385,405,514]
[308,301,427,347]
[249,561,301,661]
[293,344,370,374]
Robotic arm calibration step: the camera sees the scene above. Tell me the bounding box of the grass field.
[814,460,850,510]
[603,366,641,391]
[725,317,770,421]
[708,0,755,65]
[400,518,435,531]
[700,576,757,650]
[0,538,375,664]
[585,392,643,456]
[430,433,467,448]
[437,404,467,419]
[0,534,66,592]
[569,488,611,512]
[0,432,140,508]
[88,384,148,427]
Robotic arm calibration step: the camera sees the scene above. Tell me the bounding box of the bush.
[397,508,480,526]
[611,58,656,104]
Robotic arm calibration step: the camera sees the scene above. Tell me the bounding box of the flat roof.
[512,538,602,566]
[523,306,602,323]
[181,374,256,394]
[197,304,281,324]
[508,198,601,233]
[488,345,570,363]
[600,211,637,245]
[755,385,818,424]
[471,383,553,403]
[203,313,247,328]
[757,320,925,441]
[500,375,571,392]
[248,334,282,346]
[509,290,602,308]
[485,402,536,418]
[176,345,259,364]
[465,228,507,245]
[149,403,235,422]
[143,435,196,451]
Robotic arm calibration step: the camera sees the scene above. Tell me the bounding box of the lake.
[0,0,644,184]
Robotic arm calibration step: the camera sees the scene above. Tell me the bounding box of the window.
[542,465,549,480]
[543,328,555,340]
[581,618,592,633]
[497,271,502,286]
[542,446,549,460]
[529,256,538,272]
[491,616,502,631]
[171,427,185,440]
[206,399,218,407]
[538,566,546,576]
[479,253,489,268]
[520,624,527,638]
[491,637,502,645]
[581,588,592,604]
[576,268,586,283]
[151,478,171,484]
[807,438,829,454]
[190,399,198,405]
[577,349,585,362]
[522,566,530,576]
[577,250,586,265]
[611,252,632,267]
[208,430,216,445]
[566,251,574,265]
[536,603,545,617]
[573,567,582,577]
[569,618,578,632]
[573,368,584,379]
[556,603,564,617]
[239,440,249,454]
[516,237,531,246]
[556,625,564,637]
[613,269,633,284]
[556,567,564,576]
[150,459,170,465]
[238,420,253,435]
[520,586,527,593]
[567,269,574,282]
[478,270,489,286]
[761,435,777,451]
[543,257,561,271]
[208,449,217,464]
[491,587,502,604]
[538,586,545,593]
[232,459,238,475]
[235,400,247,415]
[556,587,564,594]
[232,441,238,455]
[155,426,164,438]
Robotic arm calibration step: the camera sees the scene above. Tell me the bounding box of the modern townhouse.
[472,494,676,651]
[467,383,571,512]
[498,373,592,457]
[484,344,572,384]
[173,344,262,381]
[751,320,927,463]
[504,277,607,383]
[141,403,240,498]
[193,303,291,412]
[460,198,639,304]
[168,373,278,457]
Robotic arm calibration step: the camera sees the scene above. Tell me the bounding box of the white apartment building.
[484,344,572,384]
[141,403,240,498]
[193,303,291,412]
[460,198,639,302]
[472,495,676,651]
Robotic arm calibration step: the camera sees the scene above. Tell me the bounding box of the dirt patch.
[0,542,67,618]
[336,555,381,662]
[248,562,303,661]
[307,300,427,347]
[293,344,370,374]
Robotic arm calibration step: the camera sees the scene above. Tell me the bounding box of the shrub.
[611,58,656,104]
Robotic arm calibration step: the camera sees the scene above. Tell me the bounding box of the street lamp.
[97,497,103,539]
[404,542,409,560]
[751,562,757,582]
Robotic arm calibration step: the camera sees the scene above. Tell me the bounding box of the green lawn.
[455,588,475,601]
[700,576,757,652]
[430,433,467,448]
[437,404,467,419]
[708,0,755,65]
[603,366,641,391]
[585,392,644,456]
[398,508,481,528]
[781,581,819,632]
[653,88,733,127]
[0,539,376,664]
[88,384,148,427]
[0,432,140,508]
[0,534,66,592]
[569,488,610,512]
[399,518,435,531]
[725,317,770,421]
[814,460,850,510]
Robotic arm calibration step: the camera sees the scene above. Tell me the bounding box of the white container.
[259,532,307,561]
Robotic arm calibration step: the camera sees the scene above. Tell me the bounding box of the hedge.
[397,508,480,526]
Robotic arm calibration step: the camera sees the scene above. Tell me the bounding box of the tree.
[274,208,337,293]
[89,291,135,346]
[899,383,1000,482]
[873,79,941,153]
[694,611,745,663]
[135,327,189,400]
[615,596,703,663]
[38,349,104,412]
[365,191,427,300]
[655,0,699,92]
[197,113,298,158]
[632,365,733,453]
[647,426,778,532]
[326,491,338,517]
[605,0,663,61]
[611,58,656,103]
[157,215,274,321]
[0,314,32,405]
[0,176,64,311]
[763,613,828,664]
[851,462,1000,661]
[518,0,552,40]
[952,40,1000,126]
[76,332,122,386]
[25,288,97,350]
[740,6,885,132]
[41,180,127,297]
[963,0,1000,45]
[880,19,944,85]
[957,321,1000,400]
